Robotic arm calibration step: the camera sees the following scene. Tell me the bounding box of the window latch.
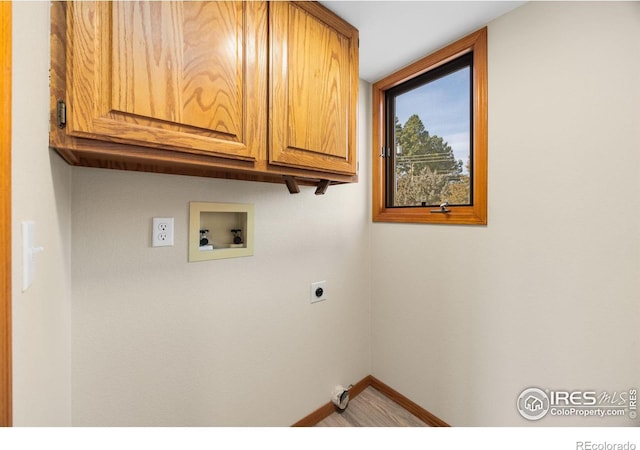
[380,147,390,158]
[430,202,451,214]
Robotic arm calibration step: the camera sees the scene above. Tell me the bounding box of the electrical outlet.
[310,280,327,303]
[152,217,174,247]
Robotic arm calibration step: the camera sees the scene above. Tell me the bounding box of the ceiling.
[319,1,526,83]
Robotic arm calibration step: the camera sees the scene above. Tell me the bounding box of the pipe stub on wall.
[331,385,351,410]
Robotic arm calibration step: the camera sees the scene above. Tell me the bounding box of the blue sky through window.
[395,67,470,174]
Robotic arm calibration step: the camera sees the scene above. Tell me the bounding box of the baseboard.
[368,376,450,427]
[291,374,449,427]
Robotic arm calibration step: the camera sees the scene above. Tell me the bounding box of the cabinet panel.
[67,1,266,161]
[270,2,358,175]
[51,1,359,187]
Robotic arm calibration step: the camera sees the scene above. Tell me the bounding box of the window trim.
[372,28,487,225]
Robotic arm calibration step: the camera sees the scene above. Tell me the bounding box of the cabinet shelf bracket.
[315,179,330,195]
[283,175,300,194]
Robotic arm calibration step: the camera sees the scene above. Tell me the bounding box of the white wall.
[10,0,371,426]
[11,2,72,426]
[371,1,640,426]
[69,83,372,426]
[13,0,639,428]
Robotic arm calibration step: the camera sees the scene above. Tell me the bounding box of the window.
[373,28,487,224]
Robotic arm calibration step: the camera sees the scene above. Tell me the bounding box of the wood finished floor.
[315,386,429,427]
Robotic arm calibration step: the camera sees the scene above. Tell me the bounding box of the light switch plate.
[22,221,44,292]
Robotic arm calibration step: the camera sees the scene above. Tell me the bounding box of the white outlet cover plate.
[310,280,327,303]
[152,217,174,247]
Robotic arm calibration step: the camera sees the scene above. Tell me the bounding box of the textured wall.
[11,2,72,426]
[70,83,372,426]
[13,0,640,428]
[371,1,640,427]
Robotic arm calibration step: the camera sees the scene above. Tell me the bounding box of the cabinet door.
[270,2,359,175]
[66,1,267,161]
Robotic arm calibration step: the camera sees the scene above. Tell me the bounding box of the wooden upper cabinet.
[51,1,359,186]
[65,1,267,161]
[270,2,359,175]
